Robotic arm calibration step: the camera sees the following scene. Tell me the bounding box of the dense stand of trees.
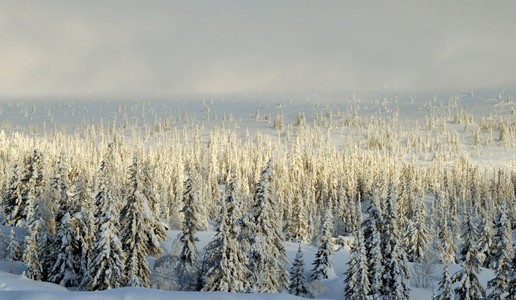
[0,101,515,298]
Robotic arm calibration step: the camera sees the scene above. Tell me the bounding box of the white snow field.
[0,89,514,299]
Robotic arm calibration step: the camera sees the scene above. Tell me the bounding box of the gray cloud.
[1,1,515,97]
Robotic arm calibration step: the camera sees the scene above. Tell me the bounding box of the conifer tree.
[120,157,154,287]
[452,211,485,300]
[488,202,513,271]
[22,219,44,280]
[2,163,23,226]
[437,216,457,264]
[344,227,370,300]
[138,162,168,256]
[4,150,44,227]
[486,203,513,300]
[288,193,309,243]
[247,160,288,293]
[177,172,203,290]
[477,214,494,268]
[49,212,80,287]
[5,227,21,272]
[310,205,334,281]
[382,183,410,299]
[368,223,384,300]
[202,175,250,292]
[68,176,95,282]
[362,198,383,299]
[432,265,452,300]
[202,200,250,292]
[83,160,125,291]
[405,200,429,262]
[46,156,77,284]
[288,244,313,298]
[19,151,51,282]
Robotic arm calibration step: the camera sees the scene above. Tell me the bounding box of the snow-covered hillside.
[0,91,514,299]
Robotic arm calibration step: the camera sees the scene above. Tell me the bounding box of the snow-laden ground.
[0,228,496,300]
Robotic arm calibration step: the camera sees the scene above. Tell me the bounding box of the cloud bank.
[1,1,515,97]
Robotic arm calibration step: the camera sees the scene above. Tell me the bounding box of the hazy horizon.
[2,1,516,98]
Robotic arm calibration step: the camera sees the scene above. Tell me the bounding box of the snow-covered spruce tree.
[46,155,76,284]
[488,201,513,271]
[202,199,250,292]
[288,192,309,243]
[332,184,350,236]
[5,227,21,272]
[381,183,410,299]
[432,265,452,300]
[486,202,513,300]
[344,226,371,300]
[310,205,334,281]
[4,150,45,227]
[288,244,313,298]
[362,197,383,300]
[477,213,494,269]
[2,162,23,226]
[138,162,168,257]
[202,175,250,292]
[120,157,162,287]
[436,214,457,264]
[22,218,44,280]
[247,160,288,293]
[452,210,486,300]
[83,160,125,291]
[177,172,203,291]
[49,212,79,287]
[68,176,95,283]
[21,151,51,282]
[405,199,429,262]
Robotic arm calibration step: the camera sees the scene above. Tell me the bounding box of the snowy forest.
[0,94,515,299]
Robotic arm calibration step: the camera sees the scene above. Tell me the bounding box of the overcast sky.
[1,1,515,97]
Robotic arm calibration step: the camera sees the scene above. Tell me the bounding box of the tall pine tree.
[486,202,513,300]
[83,160,125,291]
[49,212,80,287]
[382,183,410,299]
[5,227,21,273]
[177,172,203,291]
[362,197,383,300]
[22,218,44,280]
[452,210,486,300]
[310,205,334,281]
[119,157,166,287]
[288,244,313,298]
[202,175,250,292]
[247,160,288,293]
[432,265,453,300]
[344,226,371,300]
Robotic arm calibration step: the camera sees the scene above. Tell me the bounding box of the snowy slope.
[0,91,513,299]
[0,228,498,300]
